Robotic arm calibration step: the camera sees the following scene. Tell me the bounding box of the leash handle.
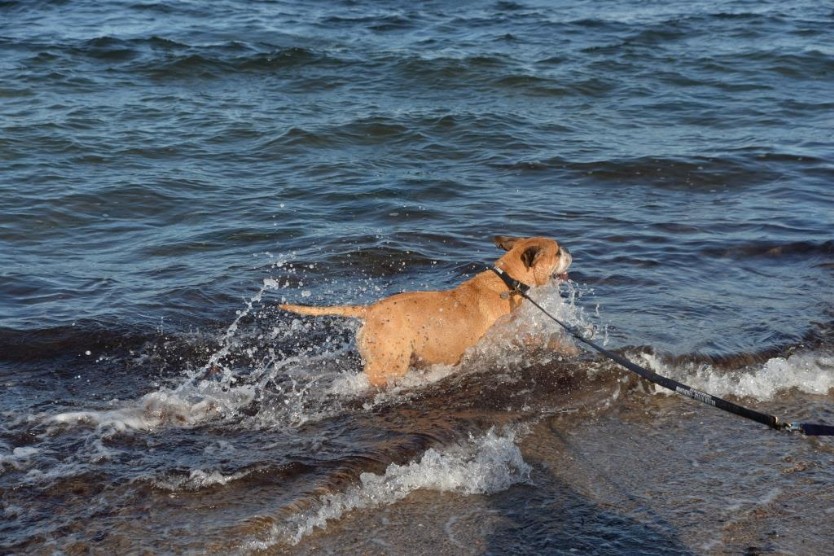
[490,266,834,437]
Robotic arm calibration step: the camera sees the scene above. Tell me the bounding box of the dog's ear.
[493,236,522,251]
[520,245,543,269]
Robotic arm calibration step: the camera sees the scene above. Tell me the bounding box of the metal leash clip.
[781,422,804,433]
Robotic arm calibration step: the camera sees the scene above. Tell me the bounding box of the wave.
[47,387,249,432]
[12,34,346,82]
[151,467,255,492]
[248,427,531,549]
[117,45,338,83]
[639,350,834,402]
[0,321,160,362]
[496,154,788,187]
[700,239,834,262]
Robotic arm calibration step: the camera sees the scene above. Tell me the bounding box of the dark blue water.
[2,1,833,553]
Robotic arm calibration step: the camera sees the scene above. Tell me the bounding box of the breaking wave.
[248,427,532,549]
[639,351,834,401]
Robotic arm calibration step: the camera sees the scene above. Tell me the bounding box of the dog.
[279,236,573,387]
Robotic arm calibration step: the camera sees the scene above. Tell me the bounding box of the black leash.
[490,266,834,436]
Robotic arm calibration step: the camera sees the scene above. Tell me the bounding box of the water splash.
[41,267,359,434]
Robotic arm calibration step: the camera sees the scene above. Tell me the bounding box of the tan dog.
[279,236,572,387]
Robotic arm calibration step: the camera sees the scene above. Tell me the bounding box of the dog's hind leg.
[364,350,410,387]
[356,326,411,387]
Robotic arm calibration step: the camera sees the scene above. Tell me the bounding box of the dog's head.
[493,235,572,286]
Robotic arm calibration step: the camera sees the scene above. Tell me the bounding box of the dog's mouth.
[554,272,569,282]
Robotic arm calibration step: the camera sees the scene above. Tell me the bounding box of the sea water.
[2,0,833,553]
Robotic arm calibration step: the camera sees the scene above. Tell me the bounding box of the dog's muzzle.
[554,247,572,281]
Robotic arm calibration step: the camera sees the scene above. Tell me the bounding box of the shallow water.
[2,0,833,553]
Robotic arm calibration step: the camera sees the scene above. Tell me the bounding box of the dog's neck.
[469,263,532,304]
[489,265,530,296]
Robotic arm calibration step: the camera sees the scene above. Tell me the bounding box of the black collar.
[490,266,531,295]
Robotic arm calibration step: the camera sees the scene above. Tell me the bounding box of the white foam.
[327,370,372,396]
[640,351,834,401]
[248,427,531,549]
[152,468,252,491]
[0,446,39,473]
[49,384,255,432]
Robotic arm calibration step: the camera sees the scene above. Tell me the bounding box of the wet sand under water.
[287,389,834,555]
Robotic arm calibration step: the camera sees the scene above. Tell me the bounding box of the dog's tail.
[278,303,367,319]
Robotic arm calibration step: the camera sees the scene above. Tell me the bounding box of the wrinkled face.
[494,235,572,286]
